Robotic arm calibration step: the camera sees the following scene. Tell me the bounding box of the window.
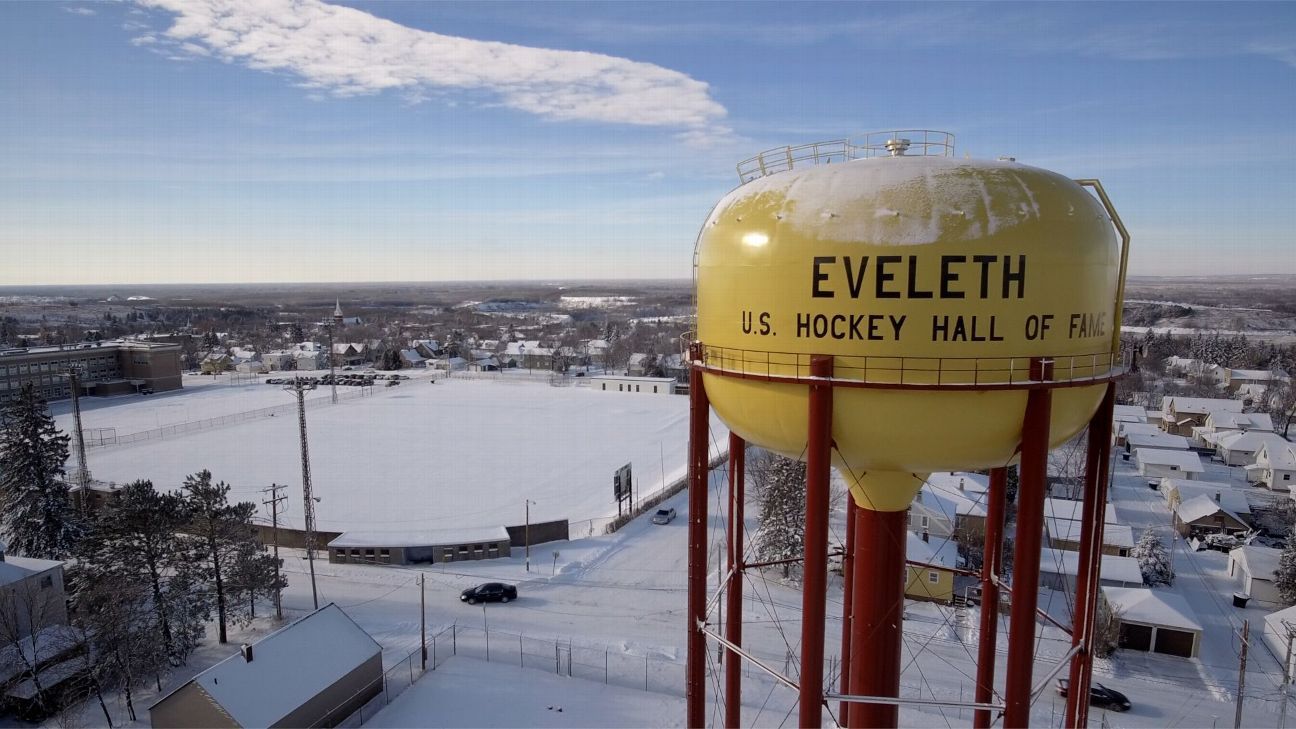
[920,516,930,529]
[444,548,455,561]
[1170,466,1179,471]
[364,549,375,561]
[635,385,640,392]
[40,575,53,589]
[928,571,939,584]
[1285,474,1292,481]
[379,548,391,563]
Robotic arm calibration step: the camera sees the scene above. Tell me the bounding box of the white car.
[652,508,677,525]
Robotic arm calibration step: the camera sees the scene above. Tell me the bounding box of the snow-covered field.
[61,374,728,534]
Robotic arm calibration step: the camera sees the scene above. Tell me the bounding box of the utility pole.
[1235,620,1250,729]
[262,484,287,621]
[1282,622,1295,729]
[420,573,428,670]
[524,499,534,572]
[284,377,320,610]
[324,323,338,405]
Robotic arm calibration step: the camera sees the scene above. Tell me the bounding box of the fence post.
[605,649,608,684]
[433,634,437,669]
[520,634,524,668]
[645,655,649,691]
[453,623,457,655]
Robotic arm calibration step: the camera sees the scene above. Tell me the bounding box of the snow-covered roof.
[1040,548,1143,585]
[1045,518,1135,549]
[1206,411,1275,432]
[1164,397,1244,417]
[907,533,958,569]
[329,526,510,549]
[1163,480,1251,514]
[1118,422,1163,438]
[399,349,425,363]
[1217,430,1289,454]
[1113,404,1148,423]
[1230,545,1281,583]
[915,472,991,519]
[1136,448,1204,472]
[1175,494,1247,526]
[1043,497,1117,524]
[156,604,381,728]
[1230,369,1288,382]
[0,556,64,587]
[588,375,677,385]
[1102,587,1203,632]
[1126,432,1190,450]
[1264,604,1296,636]
[1259,442,1296,469]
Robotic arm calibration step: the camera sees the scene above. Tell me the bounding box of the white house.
[1136,448,1204,480]
[1161,396,1244,436]
[1039,548,1143,592]
[1215,431,1290,467]
[908,472,990,541]
[1227,368,1290,393]
[1102,587,1203,658]
[1253,441,1296,490]
[1116,422,1163,447]
[588,375,675,395]
[0,550,69,643]
[1228,545,1284,606]
[1159,478,1251,517]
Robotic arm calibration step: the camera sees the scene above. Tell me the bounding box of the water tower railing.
[696,345,1126,389]
[735,130,956,184]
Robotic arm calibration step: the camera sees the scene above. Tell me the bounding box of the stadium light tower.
[283,376,320,609]
[61,367,91,501]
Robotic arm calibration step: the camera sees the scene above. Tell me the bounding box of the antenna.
[283,376,320,610]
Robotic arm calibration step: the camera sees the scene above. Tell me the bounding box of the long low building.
[1,340,182,402]
[328,526,512,565]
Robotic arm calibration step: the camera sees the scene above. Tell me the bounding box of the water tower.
[684,131,1129,728]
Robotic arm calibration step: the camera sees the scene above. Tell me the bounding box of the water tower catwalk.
[684,131,1130,728]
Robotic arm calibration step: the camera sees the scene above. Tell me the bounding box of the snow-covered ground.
[58,375,728,534]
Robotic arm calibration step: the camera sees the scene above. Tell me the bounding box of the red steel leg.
[725,433,746,728]
[1004,360,1054,728]
[686,352,710,729]
[848,507,907,728]
[798,355,834,729]
[974,467,1008,729]
[1074,384,1116,729]
[839,496,858,726]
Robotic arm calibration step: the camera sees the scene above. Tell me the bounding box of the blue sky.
[2,1,1294,285]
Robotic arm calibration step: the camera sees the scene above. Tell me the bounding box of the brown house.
[149,604,382,728]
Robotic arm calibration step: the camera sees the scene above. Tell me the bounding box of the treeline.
[0,384,284,723]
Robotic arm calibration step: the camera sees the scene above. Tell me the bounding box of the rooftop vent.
[885,138,912,156]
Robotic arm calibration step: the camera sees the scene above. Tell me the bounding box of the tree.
[0,384,81,559]
[1093,599,1123,658]
[73,568,166,723]
[1130,529,1174,586]
[228,541,285,622]
[184,470,265,643]
[1263,380,1296,438]
[0,572,74,718]
[79,480,208,665]
[1277,533,1296,606]
[750,449,806,579]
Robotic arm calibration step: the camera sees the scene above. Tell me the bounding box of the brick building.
[0,341,182,402]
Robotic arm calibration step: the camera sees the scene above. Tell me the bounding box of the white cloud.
[64,6,96,16]
[134,0,728,136]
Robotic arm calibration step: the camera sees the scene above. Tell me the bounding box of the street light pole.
[525,499,534,572]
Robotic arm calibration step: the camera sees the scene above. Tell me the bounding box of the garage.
[1103,587,1204,659]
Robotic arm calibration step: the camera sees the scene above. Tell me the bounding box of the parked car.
[652,508,677,525]
[1203,533,1240,552]
[1056,679,1131,712]
[460,583,517,605]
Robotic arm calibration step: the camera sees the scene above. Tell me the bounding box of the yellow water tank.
[695,140,1122,512]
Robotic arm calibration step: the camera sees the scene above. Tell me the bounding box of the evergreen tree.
[1130,529,1174,586]
[0,384,81,559]
[1277,533,1296,605]
[228,541,285,622]
[184,470,265,643]
[79,480,208,665]
[750,449,806,579]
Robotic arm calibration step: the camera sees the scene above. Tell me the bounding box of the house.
[1161,396,1244,436]
[626,353,650,377]
[1045,518,1134,557]
[1252,441,1296,490]
[1039,548,1144,592]
[1215,431,1290,467]
[412,340,441,360]
[905,533,958,605]
[261,351,294,371]
[234,360,268,374]
[149,604,382,728]
[1116,422,1163,447]
[1163,356,1208,379]
[1172,495,1250,538]
[331,343,369,367]
[908,472,990,542]
[1102,587,1203,658]
[293,351,324,371]
[1136,448,1204,480]
[1228,545,1283,606]
[432,356,467,372]
[200,352,232,374]
[1113,404,1149,424]
[588,375,676,395]
[1043,497,1118,524]
[0,549,69,643]
[1226,368,1289,394]
[398,349,426,369]
[327,527,512,565]
[1263,605,1296,676]
[1159,478,1251,517]
[1124,431,1190,453]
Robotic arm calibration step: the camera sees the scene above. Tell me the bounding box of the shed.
[1229,545,1284,605]
[904,533,958,605]
[588,375,676,395]
[1136,448,1204,480]
[328,526,512,565]
[1039,548,1144,592]
[149,604,382,728]
[1102,586,1203,658]
[1125,431,1190,453]
[1263,605,1296,676]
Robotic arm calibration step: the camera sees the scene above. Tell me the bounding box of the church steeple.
[333,299,344,326]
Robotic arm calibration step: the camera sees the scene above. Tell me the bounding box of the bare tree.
[1264,380,1296,438]
[0,575,71,716]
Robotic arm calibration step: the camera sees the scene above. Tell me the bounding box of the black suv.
[460,582,518,604]
[1056,679,1131,712]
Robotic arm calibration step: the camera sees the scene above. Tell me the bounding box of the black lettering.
[1069,313,1081,339]
[797,313,811,338]
[742,311,752,334]
[1003,255,1026,299]
[875,255,901,299]
[932,315,950,341]
[990,315,1003,341]
[759,312,771,335]
[848,315,863,339]
[844,257,869,298]
[940,255,966,298]
[952,316,968,341]
[868,315,883,340]
[831,315,846,340]
[813,315,828,338]
[890,315,906,340]
[906,256,933,299]
[812,257,835,298]
[973,255,996,298]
